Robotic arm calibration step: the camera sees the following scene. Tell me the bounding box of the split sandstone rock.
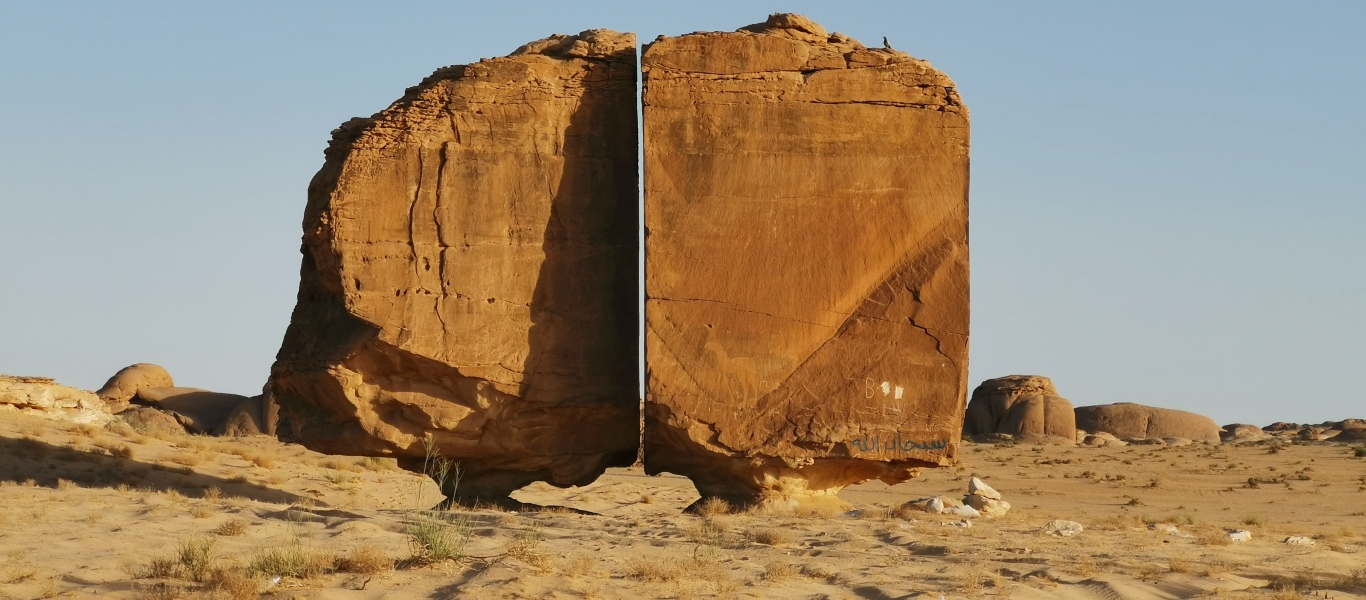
[642,14,969,510]
[266,30,641,501]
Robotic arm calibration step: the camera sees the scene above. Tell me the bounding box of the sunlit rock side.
[642,14,970,511]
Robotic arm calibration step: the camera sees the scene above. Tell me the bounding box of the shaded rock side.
[642,14,969,508]
[266,30,641,500]
[1074,403,1220,444]
[963,375,1076,443]
[133,387,251,435]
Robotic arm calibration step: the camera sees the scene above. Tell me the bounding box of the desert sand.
[1,412,1364,599]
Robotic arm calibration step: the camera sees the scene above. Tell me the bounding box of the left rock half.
[266,30,641,502]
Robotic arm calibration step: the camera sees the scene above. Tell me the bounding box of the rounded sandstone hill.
[963,376,1075,444]
[96,363,173,412]
[1074,403,1220,444]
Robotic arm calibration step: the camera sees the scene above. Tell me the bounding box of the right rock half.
[642,14,970,510]
[963,375,1077,444]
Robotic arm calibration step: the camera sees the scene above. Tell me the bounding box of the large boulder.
[218,395,266,437]
[963,376,1075,443]
[1074,403,1220,444]
[96,363,174,413]
[0,376,112,425]
[133,387,250,435]
[266,30,641,502]
[642,14,969,509]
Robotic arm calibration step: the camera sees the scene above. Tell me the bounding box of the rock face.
[96,363,174,413]
[963,376,1076,443]
[266,30,641,501]
[1074,403,1220,444]
[642,14,969,509]
[0,376,112,425]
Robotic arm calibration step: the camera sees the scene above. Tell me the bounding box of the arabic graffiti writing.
[848,432,948,455]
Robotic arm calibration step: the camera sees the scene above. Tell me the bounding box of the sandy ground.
[1,413,1364,599]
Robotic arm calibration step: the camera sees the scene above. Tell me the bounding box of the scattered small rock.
[968,477,1001,500]
[926,497,945,514]
[1044,520,1083,537]
[1284,536,1315,546]
[1227,530,1253,543]
[945,504,980,518]
[963,495,1010,518]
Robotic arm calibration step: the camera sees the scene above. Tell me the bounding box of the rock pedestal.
[266,30,641,502]
[642,14,970,510]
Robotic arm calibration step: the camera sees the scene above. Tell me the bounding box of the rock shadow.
[0,436,305,504]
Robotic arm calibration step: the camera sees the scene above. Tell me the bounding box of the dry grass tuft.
[249,542,334,579]
[213,518,249,537]
[745,527,794,546]
[695,497,732,517]
[189,504,213,519]
[762,561,799,582]
[335,543,393,574]
[56,479,77,491]
[203,566,260,600]
[175,536,217,582]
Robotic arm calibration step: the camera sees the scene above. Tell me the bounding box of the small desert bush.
[686,518,731,548]
[1354,447,1366,458]
[176,536,217,582]
[96,440,135,458]
[561,553,598,579]
[213,518,249,537]
[204,566,259,600]
[1168,556,1197,573]
[793,503,845,519]
[71,424,101,438]
[407,514,472,563]
[1242,515,1265,527]
[166,453,202,467]
[746,527,794,546]
[762,561,799,582]
[136,582,187,600]
[56,479,77,491]
[695,497,731,517]
[625,556,681,582]
[202,487,222,501]
[335,543,393,574]
[249,542,333,579]
[505,525,544,559]
[189,504,213,519]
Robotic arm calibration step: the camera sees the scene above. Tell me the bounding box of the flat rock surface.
[642,14,970,503]
[266,30,641,498]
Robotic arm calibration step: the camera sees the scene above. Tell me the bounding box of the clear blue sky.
[2,1,1362,427]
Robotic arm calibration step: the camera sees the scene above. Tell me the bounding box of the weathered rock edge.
[265,30,640,501]
[642,14,970,510]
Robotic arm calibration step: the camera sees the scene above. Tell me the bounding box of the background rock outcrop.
[1074,403,1220,444]
[0,376,111,425]
[96,363,174,413]
[642,14,969,509]
[963,376,1076,444]
[266,30,641,501]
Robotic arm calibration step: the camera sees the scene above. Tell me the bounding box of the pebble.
[1044,520,1084,537]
